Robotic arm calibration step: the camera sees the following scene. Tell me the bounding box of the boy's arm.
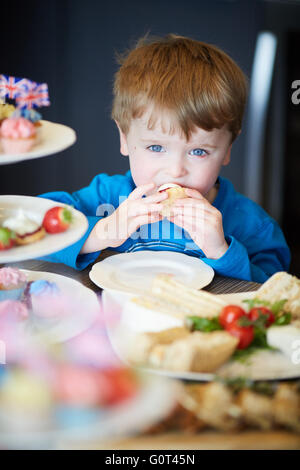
[37,173,115,270]
[203,221,291,283]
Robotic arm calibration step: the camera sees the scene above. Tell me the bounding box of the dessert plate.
[101,289,300,382]
[19,269,100,343]
[0,373,179,450]
[89,250,214,294]
[0,120,76,164]
[0,195,88,263]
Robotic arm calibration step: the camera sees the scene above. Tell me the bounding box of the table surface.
[2,251,300,450]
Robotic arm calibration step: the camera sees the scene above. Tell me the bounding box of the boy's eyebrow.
[140,138,217,148]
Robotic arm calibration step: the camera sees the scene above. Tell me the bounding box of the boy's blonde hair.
[111,34,248,142]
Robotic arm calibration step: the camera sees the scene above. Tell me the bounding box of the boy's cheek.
[130,163,158,188]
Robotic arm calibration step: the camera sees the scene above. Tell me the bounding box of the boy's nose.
[168,160,187,178]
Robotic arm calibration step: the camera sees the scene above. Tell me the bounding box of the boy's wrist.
[204,240,229,260]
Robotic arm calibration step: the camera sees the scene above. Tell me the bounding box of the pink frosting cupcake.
[0,117,36,154]
[0,267,27,301]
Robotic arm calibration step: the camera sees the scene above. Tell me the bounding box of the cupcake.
[11,109,43,145]
[0,267,27,301]
[11,108,42,127]
[28,280,64,330]
[0,117,36,154]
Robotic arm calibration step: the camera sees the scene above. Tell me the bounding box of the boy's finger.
[184,188,205,199]
[129,213,162,233]
[128,182,156,201]
[128,203,164,217]
[143,191,169,203]
[173,197,208,207]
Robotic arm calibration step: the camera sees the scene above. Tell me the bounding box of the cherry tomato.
[219,305,247,329]
[248,307,275,327]
[43,206,72,234]
[98,369,138,405]
[227,319,254,349]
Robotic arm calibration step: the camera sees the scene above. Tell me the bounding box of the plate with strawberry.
[0,195,88,262]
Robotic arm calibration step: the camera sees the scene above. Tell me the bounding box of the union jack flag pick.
[0,74,31,100]
[16,81,50,109]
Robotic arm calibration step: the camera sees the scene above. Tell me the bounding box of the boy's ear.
[222,143,232,166]
[115,120,129,156]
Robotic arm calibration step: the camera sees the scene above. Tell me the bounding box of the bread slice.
[256,272,300,318]
[127,327,190,366]
[149,273,226,318]
[149,330,238,373]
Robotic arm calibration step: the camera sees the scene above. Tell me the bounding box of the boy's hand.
[166,187,229,259]
[96,182,167,248]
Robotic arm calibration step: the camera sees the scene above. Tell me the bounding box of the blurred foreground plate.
[0,373,179,450]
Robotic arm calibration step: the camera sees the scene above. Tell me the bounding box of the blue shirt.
[38,170,291,283]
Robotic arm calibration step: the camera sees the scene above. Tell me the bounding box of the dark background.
[1,0,300,275]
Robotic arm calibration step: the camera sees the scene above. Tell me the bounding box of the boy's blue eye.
[148,145,164,153]
[190,148,207,157]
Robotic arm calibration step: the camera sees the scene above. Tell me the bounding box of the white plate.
[0,373,179,450]
[90,251,214,295]
[0,121,76,164]
[19,270,100,343]
[0,195,88,263]
[101,289,300,382]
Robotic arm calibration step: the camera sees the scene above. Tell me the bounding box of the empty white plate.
[89,250,214,294]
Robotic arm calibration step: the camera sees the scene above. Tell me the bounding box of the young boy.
[39,34,290,282]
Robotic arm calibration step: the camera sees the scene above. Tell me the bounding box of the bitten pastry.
[157,183,187,217]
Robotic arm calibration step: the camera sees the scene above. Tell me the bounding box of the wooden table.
[3,251,300,450]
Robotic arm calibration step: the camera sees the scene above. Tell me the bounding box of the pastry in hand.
[157,183,187,217]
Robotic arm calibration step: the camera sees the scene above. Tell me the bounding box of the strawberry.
[0,227,16,250]
[42,206,72,234]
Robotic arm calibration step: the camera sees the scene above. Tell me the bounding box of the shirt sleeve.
[203,220,291,283]
[36,174,113,270]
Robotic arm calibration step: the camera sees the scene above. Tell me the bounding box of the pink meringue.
[0,267,27,289]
